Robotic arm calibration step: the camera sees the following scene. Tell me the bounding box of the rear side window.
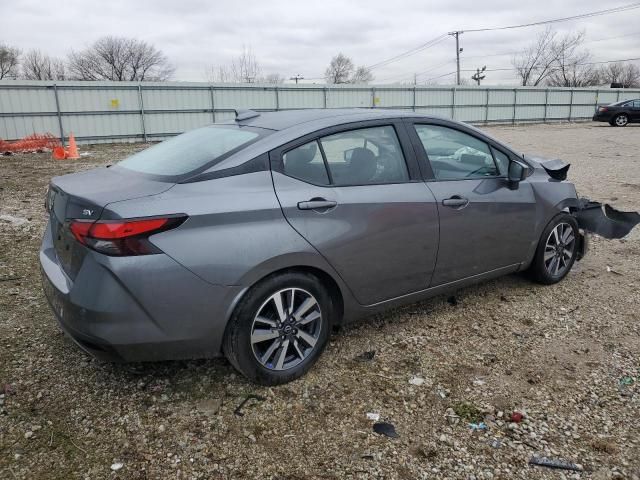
[283,141,330,185]
[118,125,263,176]
[633,100,640,108]
[319,126,409,186]
[414,125,498,180]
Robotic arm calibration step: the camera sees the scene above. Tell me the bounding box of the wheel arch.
[230,255,350,328]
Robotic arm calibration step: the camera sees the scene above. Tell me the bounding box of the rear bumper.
[40,219,244,362]
[592,112,613,122]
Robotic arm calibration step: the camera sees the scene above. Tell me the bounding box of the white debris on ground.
[0,214,30,227]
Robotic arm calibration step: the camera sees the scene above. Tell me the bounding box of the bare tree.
[261,73,285,84]
[598,62,640,88]
[230,46,261,83]
[511,27,558,86]
[325,53,354,84]
[67,36,174,81]
[351,66,374,84]
[0,43,20,79]
[546,32,599,87]
[21,49,66,80]
[205,65,232,83]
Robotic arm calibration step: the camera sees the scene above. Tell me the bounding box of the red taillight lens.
[598,107,608,112]
[88,218,169,239]
[69,216,185,256]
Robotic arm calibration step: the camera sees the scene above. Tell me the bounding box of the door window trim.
[270,119,422,187]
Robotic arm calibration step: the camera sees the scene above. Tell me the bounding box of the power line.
[305,34,448,80]
[365,34,448,70]
[421,56,640,84]
[308,5,640,82]
[449,32,640,62]
[461,56,640,74]
[463,3,640,33]
[375,60,454,83]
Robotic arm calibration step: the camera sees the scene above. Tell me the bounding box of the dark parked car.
[592,99,640,126]
[41,109,589,385]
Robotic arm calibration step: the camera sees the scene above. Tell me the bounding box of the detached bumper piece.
[575,199,640,239]
[540,159,570,181]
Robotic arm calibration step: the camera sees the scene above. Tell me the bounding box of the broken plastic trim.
[540,159,570,181]
[575,199,640,239]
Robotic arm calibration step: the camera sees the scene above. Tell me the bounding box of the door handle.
[442,196,469,208]
[297,199,337,211]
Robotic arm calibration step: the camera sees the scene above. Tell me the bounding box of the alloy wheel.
[615,114,628,126]
[250,288,322,371]
[543,222,575,277]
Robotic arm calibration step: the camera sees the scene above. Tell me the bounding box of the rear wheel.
[223,272,332,385]
[529,214,579,285]
[613,113,629,127]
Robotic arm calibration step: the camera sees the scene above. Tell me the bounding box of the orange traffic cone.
[52,146,66,160]
[65,133,80,159]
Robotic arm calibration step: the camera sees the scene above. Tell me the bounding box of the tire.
[223,272,332,385]
[529,213,579,285]
[613,113,629,127]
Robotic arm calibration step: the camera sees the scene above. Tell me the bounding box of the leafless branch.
[0,43,20,79]
[67,36,174,81]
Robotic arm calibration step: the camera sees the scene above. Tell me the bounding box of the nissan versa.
[42,109,593,385]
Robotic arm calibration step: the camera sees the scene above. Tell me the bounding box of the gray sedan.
[41,109,589,384]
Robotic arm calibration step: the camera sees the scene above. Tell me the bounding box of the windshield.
[117,125,264,176]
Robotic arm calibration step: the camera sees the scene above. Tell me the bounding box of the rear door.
[270,120,439,306]
[408,120,537,286]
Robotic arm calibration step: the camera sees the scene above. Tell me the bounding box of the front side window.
[414,125,498,180]
[282,141,330,185]
[319,126,409,186]
[117,125,263,176]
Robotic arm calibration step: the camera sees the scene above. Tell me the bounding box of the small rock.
[110,462,123,471]
[24,431,33,439]
[409,376,425,386]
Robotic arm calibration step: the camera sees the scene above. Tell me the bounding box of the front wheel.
[223,272,332,385]
[613,113,629,127]
[529,214,579,285]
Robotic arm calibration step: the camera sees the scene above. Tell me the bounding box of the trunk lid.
[48,166,174,279]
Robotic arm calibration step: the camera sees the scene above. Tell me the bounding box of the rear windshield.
[117,125,265,176]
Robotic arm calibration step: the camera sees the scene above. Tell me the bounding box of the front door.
[630,100,640,121]
[270,122,439,305]
[410,122,537,286]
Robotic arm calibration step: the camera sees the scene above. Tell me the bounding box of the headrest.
[287,143,317,165]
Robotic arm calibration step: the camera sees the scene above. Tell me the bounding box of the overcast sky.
[2,0,638,85]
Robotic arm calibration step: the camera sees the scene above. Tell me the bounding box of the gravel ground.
[1,123,639,480]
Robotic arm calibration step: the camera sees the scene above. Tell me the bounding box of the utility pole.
[290,74,304,84]
[471,66,486,86]
[448,31,464,85]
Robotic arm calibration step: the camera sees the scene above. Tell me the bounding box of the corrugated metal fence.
[1,80,639,144]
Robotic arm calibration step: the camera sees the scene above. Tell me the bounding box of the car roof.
[235,108,435,131]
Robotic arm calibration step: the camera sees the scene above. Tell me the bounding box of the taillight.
[598,107,608,112]
[69,216,186,256]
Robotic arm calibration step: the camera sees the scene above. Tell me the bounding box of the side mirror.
[508,159,528,189]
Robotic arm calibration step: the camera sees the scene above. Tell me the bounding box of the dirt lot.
[1,123,639,480]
